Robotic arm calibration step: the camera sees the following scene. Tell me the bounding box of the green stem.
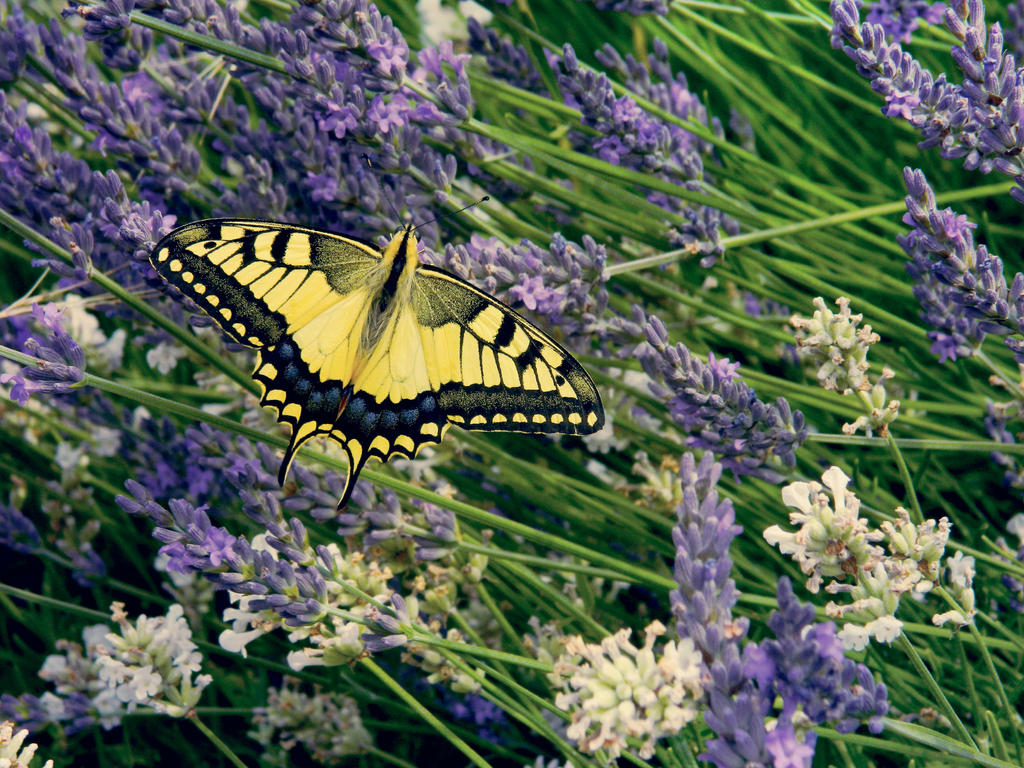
[359,658,492,768]
[189,714,251,768]
[896,632,976,749]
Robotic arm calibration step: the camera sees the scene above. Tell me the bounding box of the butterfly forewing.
[150,219,605,508]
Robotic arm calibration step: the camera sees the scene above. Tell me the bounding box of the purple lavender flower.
[0,3,31,82]
[467,18,546,94]
[743,578,889,753]
[0,501,40,554]
[985,402,1024,502]
[1,304,85,406]
[633,308,806,482]
[554,39,739,266]
[831,0,1024,200]
[1009,2,1024,62]
[865,0,945,43]
[361,592,412,652]
[442,690,508,744]
[900,167,1024,364]
[116,482,329,628]
[671,452,767,766]
[576,0,668,15]
[0,693,50,733]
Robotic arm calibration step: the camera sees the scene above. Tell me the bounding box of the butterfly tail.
[337,446,368,510]
[277,424,317,486]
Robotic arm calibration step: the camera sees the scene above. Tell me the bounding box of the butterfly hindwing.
[412,267,604,434]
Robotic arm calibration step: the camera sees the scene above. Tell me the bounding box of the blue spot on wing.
[347,397,367,420]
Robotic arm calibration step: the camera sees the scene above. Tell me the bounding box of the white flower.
[95,328,126,369]
[865,615,902,645]
[933,551,977,628]
[554,621,703,760]
[582,413,628,454]
[61,295,106,347]
[836,623,871,652]
[220,594,273,658]
[0,720,53,768]
[38,655,69,683]
[772,467,951,650]
[1007,514,1024,542]
[92,426,122,457]
[54,442,87,472]
[946,551,975,588]
[146,342,187,374]
[770,466,883,594]
[286,648,325,672]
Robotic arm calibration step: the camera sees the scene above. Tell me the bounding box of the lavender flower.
[467,18,546,94]
[671,452,767,766]
[633,308,806,482]
[1009,2,1024,61]
[552,620,704,759]
[766,466,950,650]
[0,720,54,768]
[986,400,1024,502]
[790,297,900,436]
[0,501,40,555]
[831,1,1024,201]
[865,0,945,43]
[742,578,888,762]
[362,592,483,693]
[116,480,404,669]
[97,602,212,718]
[900,167,1024,364]
[555,40,738,266]
[904,241,988,363]
[1,304,85,406]
[576,0,668,15]
[9,604,209,735]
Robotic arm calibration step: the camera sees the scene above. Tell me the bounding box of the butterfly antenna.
[413,196,490,234]
[360,153,406,230]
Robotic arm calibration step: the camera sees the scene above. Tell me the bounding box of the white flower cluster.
[36,603,210,729]
[790,297,899,435]
[219,537,394,671]
[248,677,371,767]
[765,466,961,650]
[37,625,123,730]
[552,621,704,761]
[96,602,212,717]
[0,721,53,768]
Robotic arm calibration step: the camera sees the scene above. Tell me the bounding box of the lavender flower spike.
[671,452,767,767]
[865,0,945,43]
[900,167,1024,364]
[634,308,806,482]
[832,1,1024,202]
[744,579,889,748]
[1,304,85,406]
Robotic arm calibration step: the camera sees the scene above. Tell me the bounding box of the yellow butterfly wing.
[150,218,382,486]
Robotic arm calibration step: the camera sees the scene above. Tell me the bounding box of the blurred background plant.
[1,0,1023,766]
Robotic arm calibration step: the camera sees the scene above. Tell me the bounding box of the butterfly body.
[151,219,604,507]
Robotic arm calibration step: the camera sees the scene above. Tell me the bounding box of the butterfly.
[149,219,605,508]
